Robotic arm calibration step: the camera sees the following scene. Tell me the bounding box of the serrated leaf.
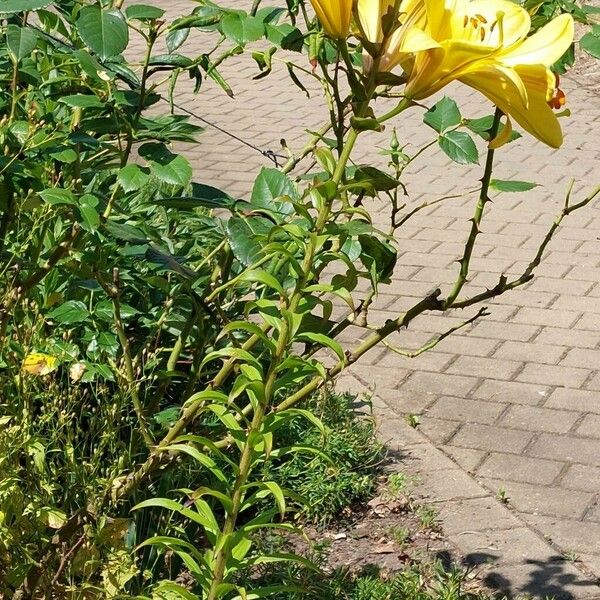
[47,300,90,325]
[139,143,192,187]
[423,96,461,133]
[490,179,539,193]
[39,188,76,206]
[0,0,52,12]
[439,130,479,165]
[581,31,600,59]
[251,167,296,213]
[6,25,37,61]
[76,6,129,60]
[166,28,189,53]
[117,164,150,192]
[221,13,264,45]
[226,215,272,266]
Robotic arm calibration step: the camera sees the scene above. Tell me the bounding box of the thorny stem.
[444,107,502,308]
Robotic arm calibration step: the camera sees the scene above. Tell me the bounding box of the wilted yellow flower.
[309,0,353,38]
[402,0,574,147]
[22,353,58,376]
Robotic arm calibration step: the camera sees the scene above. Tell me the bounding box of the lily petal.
[461,63,563,147]
[310,0,353,38]
[502,13,574,67]
[489,113,513,149]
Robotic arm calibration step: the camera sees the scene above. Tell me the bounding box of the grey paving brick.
[397,370,480,398]
[516,363,591,387]
[436,496,520,535]
[441,445,487,472]
[545,388,600,413]
[477,452,565,485]
[493,340,566,364]
[446,355,522,380]
[560,464,600,492]
[500,405,580,433]
[575,414,600,438]
[534,326,600,349]
[529,515,600,554]
[473,379,551,406]
[448,527,559,564]
[479,479,594,519]
[528,433,600,466]
[512,307,581,329]
[419,417,462,444]
[449,424,533,454]
[426,396,506,424]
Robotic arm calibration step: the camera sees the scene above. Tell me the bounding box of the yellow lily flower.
[402,0,574,147]
[309,0,353,38]
[357,0,437,71]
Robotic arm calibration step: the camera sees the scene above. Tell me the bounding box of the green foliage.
[263,390,383,524]
[0,0,597,597]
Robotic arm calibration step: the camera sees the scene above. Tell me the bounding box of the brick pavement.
[131,1,600,596]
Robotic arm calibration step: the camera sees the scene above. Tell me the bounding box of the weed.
[389,525,411,547]
[496,487,510,504]
[386,472,415,498]
[417,505,440,530]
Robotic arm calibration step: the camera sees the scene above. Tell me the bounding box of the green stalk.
[444,107,502,308]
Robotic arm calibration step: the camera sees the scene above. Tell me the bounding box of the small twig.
[95,268,154,448]
[383,306,490,357]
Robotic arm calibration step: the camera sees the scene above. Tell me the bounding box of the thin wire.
[172,101,287,167]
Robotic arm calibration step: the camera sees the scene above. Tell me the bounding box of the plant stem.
[444,107,502,308]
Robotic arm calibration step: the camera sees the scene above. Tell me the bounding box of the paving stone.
[468,319,540,342]
[493,340,566,364]
[528,433,600,466]
[436,496,520,535]
[534,326,600,349]
[500,405,580,433]
[479,479,594,520]
[412,468,488,503]
[418,417,462,444]
[529,516,600,555]
[476,452,565,485]
[426,396,507,424]
[473,379,550,406]
[448,527,559,565]
[445,355,523,380]
[516,363,591,387]
[396,371,480,399]
[512,307,582,329]
[449,423,534,454]
[545,388,600,414]
[560,464,600,492]
[575,414,600,438]
[441,445,487,472]
[480,562,600,600]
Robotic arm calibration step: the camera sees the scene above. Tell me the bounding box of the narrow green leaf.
[0,0,52,12]
[125,4,165,20]
[490,179,539,193]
